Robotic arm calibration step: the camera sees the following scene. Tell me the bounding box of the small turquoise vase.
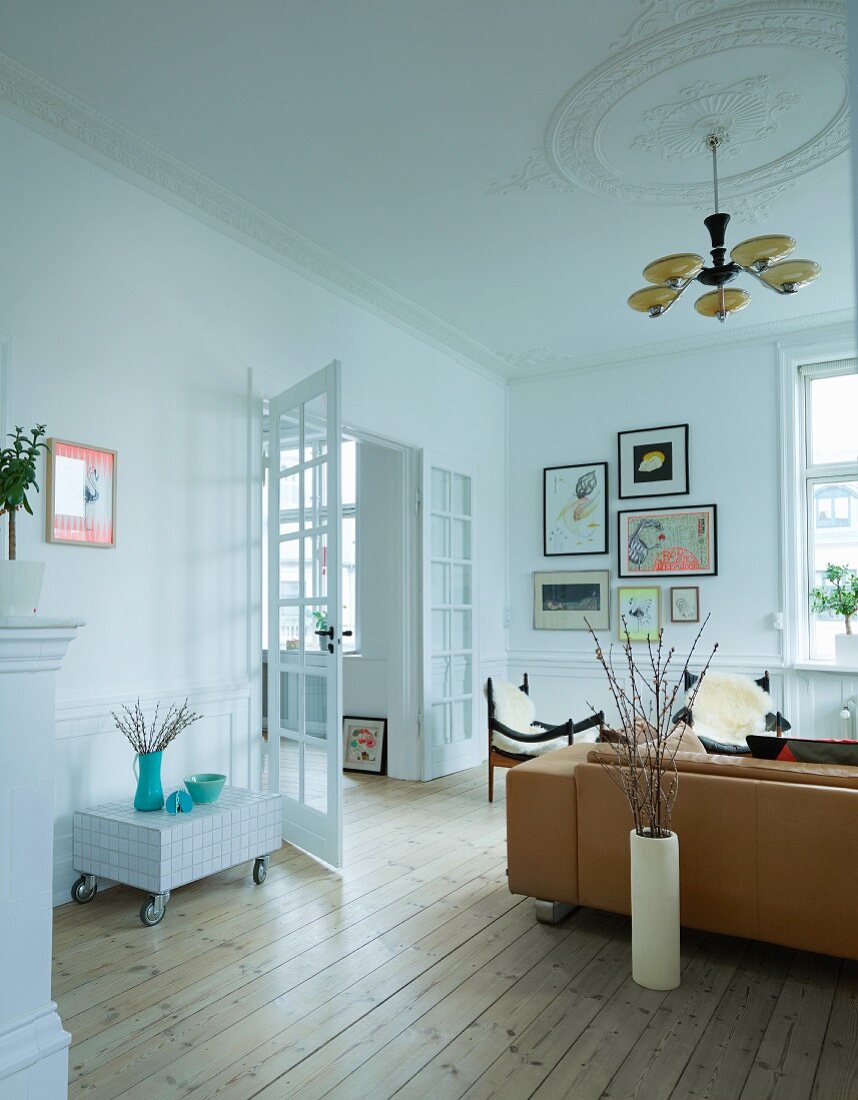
[133,751,164,811]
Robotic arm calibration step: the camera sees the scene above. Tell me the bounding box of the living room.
[1,2,857,1098]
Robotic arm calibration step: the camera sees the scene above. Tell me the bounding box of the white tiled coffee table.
[71,787,281,925]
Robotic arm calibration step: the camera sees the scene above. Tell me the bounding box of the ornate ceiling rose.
[542,1,847,206]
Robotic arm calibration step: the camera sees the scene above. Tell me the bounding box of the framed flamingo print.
[618,504,717,578]
[45,438,117,547]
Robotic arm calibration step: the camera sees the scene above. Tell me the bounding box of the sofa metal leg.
[535,899,578,925]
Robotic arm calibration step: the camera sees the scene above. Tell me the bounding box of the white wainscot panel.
[52,682,251,905]
[793,669,858,740]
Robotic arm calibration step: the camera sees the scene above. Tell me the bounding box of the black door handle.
[342,630,353,637]
[314,627,335,639]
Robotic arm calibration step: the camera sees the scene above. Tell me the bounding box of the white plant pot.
[0,560,46,616]
[630,829,680,991]
[835,633,858,669]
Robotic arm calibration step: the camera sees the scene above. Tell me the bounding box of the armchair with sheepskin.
[485,674,604,802]
[672,669,791,754]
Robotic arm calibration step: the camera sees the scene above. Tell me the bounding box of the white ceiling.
[0,0,852,377]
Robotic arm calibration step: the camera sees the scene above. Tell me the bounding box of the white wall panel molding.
[506,650,784,676]
[0,52,509,386]
[55,679,252,740]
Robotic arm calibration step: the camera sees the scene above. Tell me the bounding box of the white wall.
[0,113,507,901]
[343,441,407,774]
[506,334,858,737]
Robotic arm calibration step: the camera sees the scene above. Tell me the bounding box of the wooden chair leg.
[488,759,494,803]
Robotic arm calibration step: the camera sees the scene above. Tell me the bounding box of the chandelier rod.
[706,132,721,212]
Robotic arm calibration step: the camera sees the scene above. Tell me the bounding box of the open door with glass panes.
[422,456,480,779]
[267,361,344,866]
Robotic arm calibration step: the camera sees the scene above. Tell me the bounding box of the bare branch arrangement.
[585,614,717,838]
[111,699,202,755]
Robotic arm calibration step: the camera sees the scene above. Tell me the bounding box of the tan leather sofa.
[506,742,858,960]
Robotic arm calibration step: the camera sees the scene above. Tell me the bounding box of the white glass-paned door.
[423,457,479,779]
[267,361,343,867]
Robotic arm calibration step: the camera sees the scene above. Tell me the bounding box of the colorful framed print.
[618,424,689,499]
[343,716,387,774]
[533,570,610,630]
[45,439,117,547]
[543,462,608,555]
[670,586,700,623]
[618,586,661,642]
[618,505,717,578]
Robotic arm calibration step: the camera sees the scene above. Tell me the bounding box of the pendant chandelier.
[628,133,821,323]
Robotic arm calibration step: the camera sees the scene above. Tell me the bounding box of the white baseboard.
[0,1003,69,1089]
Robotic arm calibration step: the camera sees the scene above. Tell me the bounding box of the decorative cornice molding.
[0,53,512,386]
[503,308,857,382]
[491,1,847,205]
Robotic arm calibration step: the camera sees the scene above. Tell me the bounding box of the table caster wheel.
[140,897,166,926]
[253,857,268,885]
[71,875,97,904]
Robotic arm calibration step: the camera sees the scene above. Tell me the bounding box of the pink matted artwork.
[46,439,116,547]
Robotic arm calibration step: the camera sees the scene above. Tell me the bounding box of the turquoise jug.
[133,751,164,811]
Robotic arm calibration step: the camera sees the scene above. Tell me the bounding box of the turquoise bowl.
[184,773,227,804]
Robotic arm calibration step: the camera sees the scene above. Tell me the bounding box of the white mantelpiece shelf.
[0,617,83,1099]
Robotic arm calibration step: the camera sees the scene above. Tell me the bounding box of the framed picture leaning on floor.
[342,716,387,774]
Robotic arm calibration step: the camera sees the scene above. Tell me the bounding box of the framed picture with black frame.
[618,424,689,499]
[342,716,387,774]
[618,504,718,578]
[543,461,608,556]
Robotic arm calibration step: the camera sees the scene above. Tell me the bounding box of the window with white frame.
[262,434,358,654]
[799,360,858,661]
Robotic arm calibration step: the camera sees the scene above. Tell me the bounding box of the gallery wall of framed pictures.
[537,421,718,640]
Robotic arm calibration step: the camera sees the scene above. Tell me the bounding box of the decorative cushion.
[598,722,706,755]
[777,739,858,766]
[747,734,786,760]
[688,672,771,747]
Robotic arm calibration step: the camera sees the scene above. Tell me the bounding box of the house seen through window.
[800,361,858,661]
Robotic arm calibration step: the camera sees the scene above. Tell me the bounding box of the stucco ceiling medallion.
[494,2,847,206]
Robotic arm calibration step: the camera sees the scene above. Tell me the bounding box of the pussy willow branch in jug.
[585,615,717,838]
[111,698,202,755]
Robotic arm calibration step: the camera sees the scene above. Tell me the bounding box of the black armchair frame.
[486,674,604,802]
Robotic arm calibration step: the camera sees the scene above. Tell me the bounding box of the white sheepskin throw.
[491,681,535,733]
[489,680,569,756]
[689,673,771,746]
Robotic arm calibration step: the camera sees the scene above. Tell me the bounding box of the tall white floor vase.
[630,829,681,991]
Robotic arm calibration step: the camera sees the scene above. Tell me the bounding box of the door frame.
[248,367,422,790]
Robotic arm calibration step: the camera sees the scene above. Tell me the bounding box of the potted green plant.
[811,563,858,667]
[312,609,329,650]
[0,425,49,616]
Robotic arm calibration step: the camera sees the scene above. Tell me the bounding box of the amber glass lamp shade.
[760,259,821,293]
[628,286,680,314]
[730,235,795,270]
[694,288,750,318]
[643,253,704,284]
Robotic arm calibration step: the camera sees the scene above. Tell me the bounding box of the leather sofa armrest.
[506,745,586,905]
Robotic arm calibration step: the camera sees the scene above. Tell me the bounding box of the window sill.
[792,660,858,674]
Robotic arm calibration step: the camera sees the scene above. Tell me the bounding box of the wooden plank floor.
[53,766,856,1099]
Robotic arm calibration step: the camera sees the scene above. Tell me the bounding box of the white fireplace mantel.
[0,617,84,1098]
